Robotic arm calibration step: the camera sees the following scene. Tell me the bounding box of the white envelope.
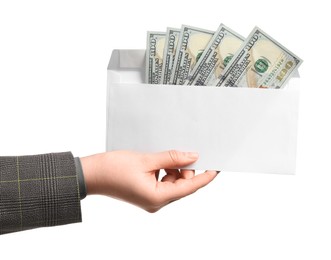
[106,49,300,174]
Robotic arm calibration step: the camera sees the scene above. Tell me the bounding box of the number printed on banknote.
[212,27,302,88]
[160,28,181,84]
[170,25,214,85]
[185,24,244,86]
[145,31,166,84]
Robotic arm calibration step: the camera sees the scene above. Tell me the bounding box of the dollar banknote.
[185,24,244,86]
[145,31,166,84]
[160,28,181,84]
[170,25,214,85]
[212,27,302,88]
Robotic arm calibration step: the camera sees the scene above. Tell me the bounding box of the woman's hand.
[81,150,218,212]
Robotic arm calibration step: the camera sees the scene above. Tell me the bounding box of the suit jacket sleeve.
[0,152,82,235]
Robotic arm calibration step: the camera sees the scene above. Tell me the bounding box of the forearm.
[0,152,82,235]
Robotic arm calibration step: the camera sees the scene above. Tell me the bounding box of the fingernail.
[216,171,220,174]
[186,152,199,159]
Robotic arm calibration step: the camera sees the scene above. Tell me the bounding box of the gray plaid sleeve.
[0,152,82,235]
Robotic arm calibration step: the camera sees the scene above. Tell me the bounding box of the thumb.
[148,150,199,170]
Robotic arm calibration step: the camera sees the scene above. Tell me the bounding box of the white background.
[0,0,330,259]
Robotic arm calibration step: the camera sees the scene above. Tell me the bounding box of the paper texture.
[107,49,300,174]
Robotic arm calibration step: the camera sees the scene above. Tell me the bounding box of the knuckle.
[144,192,181,213]
[145,207,159,213]
[168,150,181,165]
[144,194,164,213]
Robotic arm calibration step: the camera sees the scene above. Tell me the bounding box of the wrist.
[80,154,101,195]
[74,157,87,199]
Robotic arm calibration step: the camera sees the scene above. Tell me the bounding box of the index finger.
[159,170,219,202]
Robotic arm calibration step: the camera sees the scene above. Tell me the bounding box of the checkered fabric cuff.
[0,152,82,235]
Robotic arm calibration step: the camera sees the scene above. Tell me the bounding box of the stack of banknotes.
[145,24,302,88]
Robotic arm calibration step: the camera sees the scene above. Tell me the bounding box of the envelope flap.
[108,49,145,70]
